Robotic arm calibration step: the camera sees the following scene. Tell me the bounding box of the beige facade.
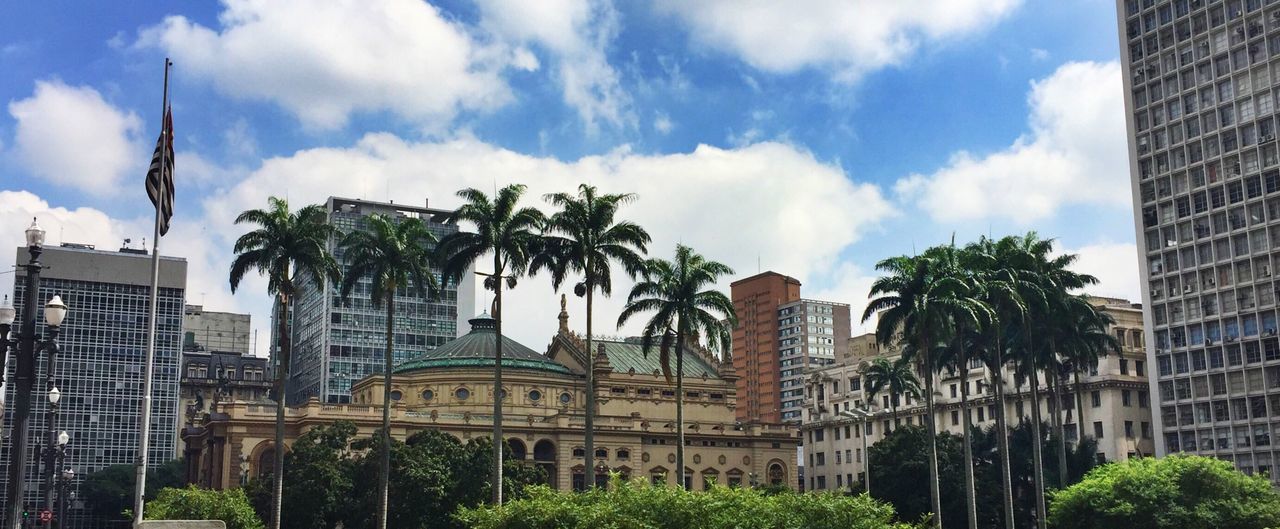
[183,304,252,355]
[182,302,798,491]
[799,296,1156,492]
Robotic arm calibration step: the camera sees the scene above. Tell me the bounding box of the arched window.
[508,438,528,461]
[572,447,586,458]
[533,440,556,462]
[594,448,608,459]
[768,462,786,486]
[616,448,630,461]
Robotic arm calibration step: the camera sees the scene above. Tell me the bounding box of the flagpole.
[133,57,170,526]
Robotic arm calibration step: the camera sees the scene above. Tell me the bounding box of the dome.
[394,314,572,375]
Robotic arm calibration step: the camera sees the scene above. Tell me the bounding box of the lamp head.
[57,431,69,446]
[25,218,45,248]
[61,468,73,480]
[0,296,14,326]
[48,386,60,405]
[44,295,67,327]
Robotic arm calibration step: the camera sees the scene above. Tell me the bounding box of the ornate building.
[182,297,798,491]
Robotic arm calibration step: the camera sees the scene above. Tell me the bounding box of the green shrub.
[145,486,264,529]
[456,477,923,529]
[1048,455,1280,529]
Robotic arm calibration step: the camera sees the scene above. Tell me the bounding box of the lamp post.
[41,430,68,528]
[0,296,16,415]
[54,468,72,529]
[840,406,883,496]
[40,295,67,527]
[5,219,50,529]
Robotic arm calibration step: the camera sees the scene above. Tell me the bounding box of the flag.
[145,107,175,235]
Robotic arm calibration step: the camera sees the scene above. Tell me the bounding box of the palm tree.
[1052,294,1120,484]
[436,185,545,504]
[336,214,439,529]
[861,356,922,418]
[617,244,737,490]
[863,253,981,529]
[533,184,650,484]
[228,197,340,529]
[965,236,1037,529]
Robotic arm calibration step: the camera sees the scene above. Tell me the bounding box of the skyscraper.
[776,299,850,422]
[2,243,186,526]
[731,272,801,423]
[281,197,475,404]
[1118,0,1280,480]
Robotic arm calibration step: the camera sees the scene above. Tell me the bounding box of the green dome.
[394,314,572,375]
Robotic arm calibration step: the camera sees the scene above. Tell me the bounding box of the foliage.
[861,357,922,415]
[436,184,546,293]
[1048,455,1280,529]
[868,423,1098,529]
[80,459,185,521]
[227,196,340,299]
[145,486,264,529]
[457,478,923,529]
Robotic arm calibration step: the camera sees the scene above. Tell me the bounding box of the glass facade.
[1121,0,1280,482]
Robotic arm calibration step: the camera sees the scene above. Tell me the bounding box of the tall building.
[776,299,850,422]
[800,297,1155,491]
[182,304,251,355]
[2,243,186,526]
[1118,0,1280,480]
[280,197,475,405]
[731,272,801,423]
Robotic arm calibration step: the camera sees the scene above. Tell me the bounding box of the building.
[182,298,798,491]
[730,272,801,423]
[183,304,251,355]
[846,333,881,365]
[179,349,271,454]
[2,243,186,526]
[1118,0,1280,479]
[279,197,475,405]
[800,297,1157,492]
[776,299,850,423]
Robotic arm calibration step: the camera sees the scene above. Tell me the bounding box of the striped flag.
[145,107,175,235]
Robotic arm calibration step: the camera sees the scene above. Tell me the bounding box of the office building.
[183,305,251,355]
[184,299,798,490]
[800,297,1155,491]
[731,272,801,423]
[2,243,186,526]
[1118,0,1280,481]
[279,197,475,405]
[776,299,850,422]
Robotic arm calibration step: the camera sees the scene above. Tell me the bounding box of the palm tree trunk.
[1028,367,1048,529]
[922,336,942,529]
[271,293,289,529]
[584,282,596,490]
[492,256,505,504]
[378,295,394,529]
[1073,370,1086,445]
[676,325,687,490]
[992,328,1015,529]
[1051,369,1068,489]
[959,349,977,529]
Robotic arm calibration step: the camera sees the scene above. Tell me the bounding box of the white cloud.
[1030,47,1050,61]
[653,113,673,134]
[657,0,1021,81]
[895,61,1129,223]
[473,0,632,131]
[8,80,143,194]
[136,0,515,130]
[201,134,892,349]
[1067,241,1142,303]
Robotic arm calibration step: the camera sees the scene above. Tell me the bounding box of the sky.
[0,0,1138,357]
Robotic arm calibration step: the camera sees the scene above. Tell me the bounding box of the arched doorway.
[767,460,786,486]
[508,438,528,461]
[533,439,557,489]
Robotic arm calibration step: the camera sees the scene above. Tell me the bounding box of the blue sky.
[0,0,1139,352]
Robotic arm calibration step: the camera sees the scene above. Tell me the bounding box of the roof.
[595,337,722,379]
[394,314,572,375]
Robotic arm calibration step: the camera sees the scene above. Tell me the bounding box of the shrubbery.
[145,486,263,529]
[1048,455,1280,529]
[457,478,923,529]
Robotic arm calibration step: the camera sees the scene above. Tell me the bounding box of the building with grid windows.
[1119,0,1280,482]
[279,197,475,405]
[1,243,186,527]
[777,299,851,423]
[800,297,1154,492]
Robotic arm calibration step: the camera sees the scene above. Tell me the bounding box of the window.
[1125,421,1135,439]
[1121,359,1130,375]
[1094,421,1105,439]
[951,410,960,426]
[1091,391,1102,408]
[1123,390,1133,407]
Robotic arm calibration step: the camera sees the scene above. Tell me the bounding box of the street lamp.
[5,218,51,529]
[0,295,16,415]
[55,468,73,529]
[39,295,69,527]
[840,406,885,496]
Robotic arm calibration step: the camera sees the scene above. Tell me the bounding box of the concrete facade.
[776,299,850,423]
[799,297,1157,492]
[1117,0,1280,480]
[730,272,802,423]
[182,305,251,356]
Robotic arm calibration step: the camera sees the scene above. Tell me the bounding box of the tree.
[1048,455,1280,529]
[436,184,545,504]
[146,487,264,529]
[861,357,921,417]
[229,197,340,529]
[617,244,737,490]
[81,459,185,521]
[864,252,981,529]
[457,478,923,529]
[243,421,357,529]
[337,213,440,529]
[533,183,650,486]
